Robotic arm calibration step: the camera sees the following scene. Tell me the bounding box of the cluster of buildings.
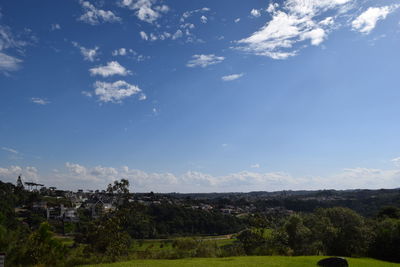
[15,176,296,226]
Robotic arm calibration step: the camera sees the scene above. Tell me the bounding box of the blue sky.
[1,0,400,192]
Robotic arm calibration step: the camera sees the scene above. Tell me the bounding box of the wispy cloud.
[152,107,158,115]
[200,15,208,24]
[140,31,149,40]
[186,54,225,68]
[50,24,61,31]
[181,7,210,23]
[0,52,21,72]
[0,25,29,73]
[111,48,147,61]
[72,42,99,62]
[89,61,130,77]
[235,0,353,59]
[352,5,400,34]
[78,0,121,25]
[31,97,50,105]
[91,80,144,103]
[1,147,19,154]
[250,9,261,18]
[112,48,130,56]
[222,73,243,81]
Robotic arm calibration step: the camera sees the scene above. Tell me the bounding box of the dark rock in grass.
[317,257,349,267]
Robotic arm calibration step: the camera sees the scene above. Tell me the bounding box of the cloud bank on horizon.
[1,0,400,192]
[1,161,400,193]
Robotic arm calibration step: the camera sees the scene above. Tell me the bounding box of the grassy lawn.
[54,235,74,246]
[83,256,400,267]
[132,237,234,252]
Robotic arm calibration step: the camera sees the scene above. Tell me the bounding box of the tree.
[25,222,67,266]
[368,218,400,262]
[311,207,371,256]
[284,214,314,255]
[84,215,132,261]
[107,179,130,195]
[237,229,267,255]
[16,175,24,190]
[377,206,400,219]
[107,179,131,206]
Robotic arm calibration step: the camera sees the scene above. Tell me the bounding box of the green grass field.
[84,256,400,267]
[132,237,234,252]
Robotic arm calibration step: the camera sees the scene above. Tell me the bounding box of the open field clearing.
[83,256,400,267]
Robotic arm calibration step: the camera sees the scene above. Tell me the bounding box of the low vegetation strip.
[83,256,400,267]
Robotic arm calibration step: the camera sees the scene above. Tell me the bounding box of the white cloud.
[81,47,99,61]
[172,30,183,40]
[154,5,169,13]
[0,52,21,72]
[0,165,39,184]
[92,80,143,103]
[267,3,279,13]
[72,42,99,62]
[319,16,334,26]
[50,24,61,31]
[221,73,244,81]
[200,15,208,24]
[111,48,146,61]
[181,7,210,23]
[234,18,241,23]
[301,28,326,45]
[111,48,140,58]
[31,97,50,105]
[81,91,92,97]
[140,31,149,40]
[140,30,185,42]
[181,23,195,29]
[54,163,297,192]
[138,93,147,100]
[324,167,400,190]
[150,33,158,41]
[89,61,130,77]
[251,164,260,168]
[140,31,149,41]
[112,47,127,56]
[236,0,352,59]
[391,157,400,167]
[3,161,400,192]
[78,0,121,25]
[352,5,399,34]
[186,54,225,68]
[0,25,28,72]
[1,147,18,154]
[48,165,302,192]
[0,25,27,51]
[66,162,87,176]
[119,0,169,23]
[284,0,351,16]
[250,9,261,18]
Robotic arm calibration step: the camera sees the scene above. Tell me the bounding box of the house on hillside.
[86,199,115,218]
